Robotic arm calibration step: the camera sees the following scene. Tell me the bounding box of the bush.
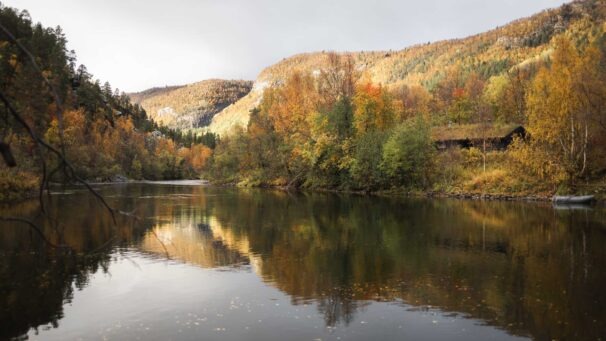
[432,147,464,191]
[0,168,39,202]
[381,118,434,189]
[463,169,509,192]
[350,131,386,191]
[461,147,483,167]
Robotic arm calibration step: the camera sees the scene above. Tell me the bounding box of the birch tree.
[525,36,603,184]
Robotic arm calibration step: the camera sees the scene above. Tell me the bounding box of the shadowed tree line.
[0,3,216,204]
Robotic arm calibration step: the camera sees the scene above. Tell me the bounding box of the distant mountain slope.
[129,80,253,130]
[209,52,387,134]
[128,85,184,104]
[208,0,601,135]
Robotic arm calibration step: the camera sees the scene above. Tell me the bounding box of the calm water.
[1,183,605,341]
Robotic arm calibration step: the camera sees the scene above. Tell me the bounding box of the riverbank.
[212,179,606,205]
[4,171,603,206]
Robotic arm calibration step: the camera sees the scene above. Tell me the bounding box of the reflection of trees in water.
[0,184,190,339]
[1,185,606,339]
[317,287,365,327]
[0,241,113,339]
[207,190,606,339]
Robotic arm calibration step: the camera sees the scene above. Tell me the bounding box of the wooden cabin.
[431,123,526,151]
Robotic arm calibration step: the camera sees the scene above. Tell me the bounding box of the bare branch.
[0,142,16,167]
[0,90,118,224]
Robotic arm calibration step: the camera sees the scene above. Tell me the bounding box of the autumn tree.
[522,36,605,185]
[246,108,287,183]
[318,53,357,107]
[484,70,530,124]
[393,84,432,122]
[353,82,395,135]
[261,72,319,184]
[308,99,355,187]
[180,144,212,175]
[307,54,359,187]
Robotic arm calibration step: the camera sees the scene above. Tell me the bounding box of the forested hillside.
[208,0,601,135]
[0,4,212,200]
[127,85,184,104]
[206,0,606,196]
[3,0,606,200]
[130,80,252,130]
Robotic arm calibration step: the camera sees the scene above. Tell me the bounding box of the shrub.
[0,168,39,202]
[381,118,434,189]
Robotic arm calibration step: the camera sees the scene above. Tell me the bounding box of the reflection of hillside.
[0,184,192,339]
[2,185,605,340]
[206,191,606,339]
[140,222,248,268]
[206,216,264,274]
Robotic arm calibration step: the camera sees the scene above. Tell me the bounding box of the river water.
[1,182,605,340]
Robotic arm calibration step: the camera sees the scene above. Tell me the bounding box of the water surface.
[1,183,605,340]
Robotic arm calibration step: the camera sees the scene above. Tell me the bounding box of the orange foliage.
[263,72,319,141]
[353,81,395,134]
[180,144,212,173]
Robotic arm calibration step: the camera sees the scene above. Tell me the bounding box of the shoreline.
[3,179,604,206]
[211,181,606,205]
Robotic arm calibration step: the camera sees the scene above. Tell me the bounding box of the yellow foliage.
[463,169,509,192]
[353,82,395,134]
[524,36,606,183]
[263,72,318,141]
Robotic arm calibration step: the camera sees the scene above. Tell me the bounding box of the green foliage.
[208,57,440,192]
[350,131,387,191]
[206,128,249,184]
[325,97,354,139]
[381,118,434,188]
[131,157,143,180]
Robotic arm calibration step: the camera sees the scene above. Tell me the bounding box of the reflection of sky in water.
[27,253,529,341]
[3,183,604,340]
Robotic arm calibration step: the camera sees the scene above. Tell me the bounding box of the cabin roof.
[431,123,523,142]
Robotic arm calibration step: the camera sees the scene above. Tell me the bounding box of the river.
[1,182,605,340]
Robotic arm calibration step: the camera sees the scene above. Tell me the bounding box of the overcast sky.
[7,0,569,92]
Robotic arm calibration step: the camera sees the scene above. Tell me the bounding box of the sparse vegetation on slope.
[130,79,252,130]
[127,85,184,104]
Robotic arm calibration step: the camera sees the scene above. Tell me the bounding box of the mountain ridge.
[131,1,600,135]
[206,0,596,134]
[128,79,253,130]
